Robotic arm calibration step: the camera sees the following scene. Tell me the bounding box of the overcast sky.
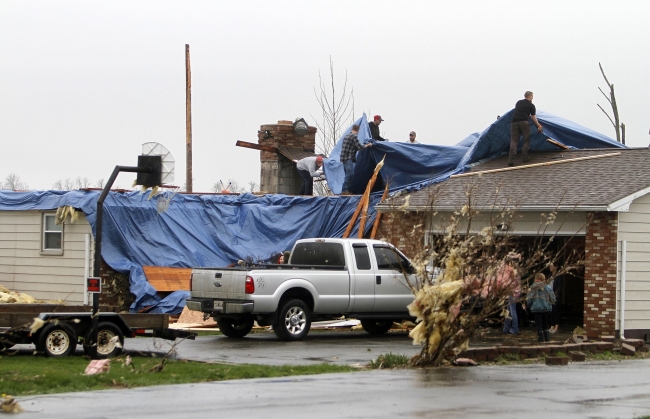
[2,1,649,192]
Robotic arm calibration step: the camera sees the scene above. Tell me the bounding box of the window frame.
[41,212,64,255]
[352,243,372,270]
[372,244,414,273]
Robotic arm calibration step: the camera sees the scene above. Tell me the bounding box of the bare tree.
[2,173,29,191]
[380,180,586,367]
[248,181,259,193]
[212,179,247,194]
[52,177,94,190]
[311,56,355,157]
[75,176,91,189]
[597,62,625,144]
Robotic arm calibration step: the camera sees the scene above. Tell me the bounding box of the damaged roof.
[379,148,650,212]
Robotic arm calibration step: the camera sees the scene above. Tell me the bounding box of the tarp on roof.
[0,109,624,314]
[0,190,380,313]
[325,110,625,195]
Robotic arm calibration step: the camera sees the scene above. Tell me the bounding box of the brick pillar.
[258,120,317,195]
[583,211,618,338]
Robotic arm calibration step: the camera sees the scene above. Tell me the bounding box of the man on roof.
[340,124,372,195]
[509,91,543,167]
[407,131,418,144]
[368,115,388,141]
[296,155,324,196]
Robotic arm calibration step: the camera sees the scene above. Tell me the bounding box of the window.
[290,242,345,266]
[373,245,412,272]
[42,213,63,254]
[352,244,371,270]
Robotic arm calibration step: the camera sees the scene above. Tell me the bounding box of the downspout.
[620,240,627,340]
[84,233,90,305]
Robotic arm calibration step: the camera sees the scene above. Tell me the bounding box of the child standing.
[526,272,556,342]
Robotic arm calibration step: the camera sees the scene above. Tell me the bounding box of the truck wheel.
[37,323,77,357]
[218,316,254,338]
[83,322,124,358]
[274,299,311,341]
[360,320,393,335]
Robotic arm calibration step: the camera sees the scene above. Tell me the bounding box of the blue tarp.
[0,108,624,314]
[325,110,625,195]
[0,190,380,313]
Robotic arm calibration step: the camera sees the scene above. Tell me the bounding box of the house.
[377,147,650,339]
[0,207,94,305]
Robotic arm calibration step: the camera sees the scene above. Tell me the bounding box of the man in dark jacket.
[509,91,543,166]
[368,115,388,141]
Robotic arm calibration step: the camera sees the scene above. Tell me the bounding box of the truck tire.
[218,315,254,338]
[83,322,124,358]
[37,323,77,357]
[274,299,311,341]
[360,320,393,335]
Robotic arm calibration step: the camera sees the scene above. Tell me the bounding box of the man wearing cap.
[296,155,324,196]
[369,115,388,141]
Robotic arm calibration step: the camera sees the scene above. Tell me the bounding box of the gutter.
[375,205,609,213]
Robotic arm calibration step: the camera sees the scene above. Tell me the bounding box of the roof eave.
[607,185,650,212]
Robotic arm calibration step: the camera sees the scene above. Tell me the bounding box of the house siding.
[0,210,93,304]
[617,193,650,338]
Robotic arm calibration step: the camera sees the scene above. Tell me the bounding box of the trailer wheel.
[83,322,124,358]
[273,299,311,341]
[360,320,393,335]
[37,323,77,357]
[218,315,254,338]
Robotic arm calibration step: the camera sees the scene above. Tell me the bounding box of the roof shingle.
[380,148,650,211]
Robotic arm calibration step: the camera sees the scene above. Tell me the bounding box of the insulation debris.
[0,284,65,305]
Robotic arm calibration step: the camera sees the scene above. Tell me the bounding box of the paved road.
[125,329,420,366]
[10,330,650,418]
[13,359,650,419]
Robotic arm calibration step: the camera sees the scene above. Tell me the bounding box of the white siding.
[427,211,586,236]
[0,210,94,304]
[617,193,650,333]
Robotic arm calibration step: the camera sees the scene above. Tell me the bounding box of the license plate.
[214,301,223,309]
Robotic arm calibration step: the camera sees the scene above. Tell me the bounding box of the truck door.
[348,243,375,312]
[371,245,415,312]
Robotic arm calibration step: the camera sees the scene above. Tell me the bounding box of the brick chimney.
[258,120,317,194]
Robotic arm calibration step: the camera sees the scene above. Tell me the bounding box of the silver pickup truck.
[186,238,416,341]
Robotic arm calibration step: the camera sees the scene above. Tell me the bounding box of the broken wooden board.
[142,266,192,292]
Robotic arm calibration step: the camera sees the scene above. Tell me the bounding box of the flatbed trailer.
[0,304,195,358]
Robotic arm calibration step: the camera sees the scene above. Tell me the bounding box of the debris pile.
[0,284,64,305]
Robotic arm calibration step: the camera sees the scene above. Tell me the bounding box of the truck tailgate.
[191,269,247,300]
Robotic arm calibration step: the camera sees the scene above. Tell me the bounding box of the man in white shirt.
[296,155,324,195]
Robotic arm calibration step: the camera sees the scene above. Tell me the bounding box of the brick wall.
[99,260,133,310]
[258,120,317,195]
[375,211,424,259]
[583,211,618,338]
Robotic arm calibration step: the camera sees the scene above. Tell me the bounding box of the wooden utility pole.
[185,44,193,193]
